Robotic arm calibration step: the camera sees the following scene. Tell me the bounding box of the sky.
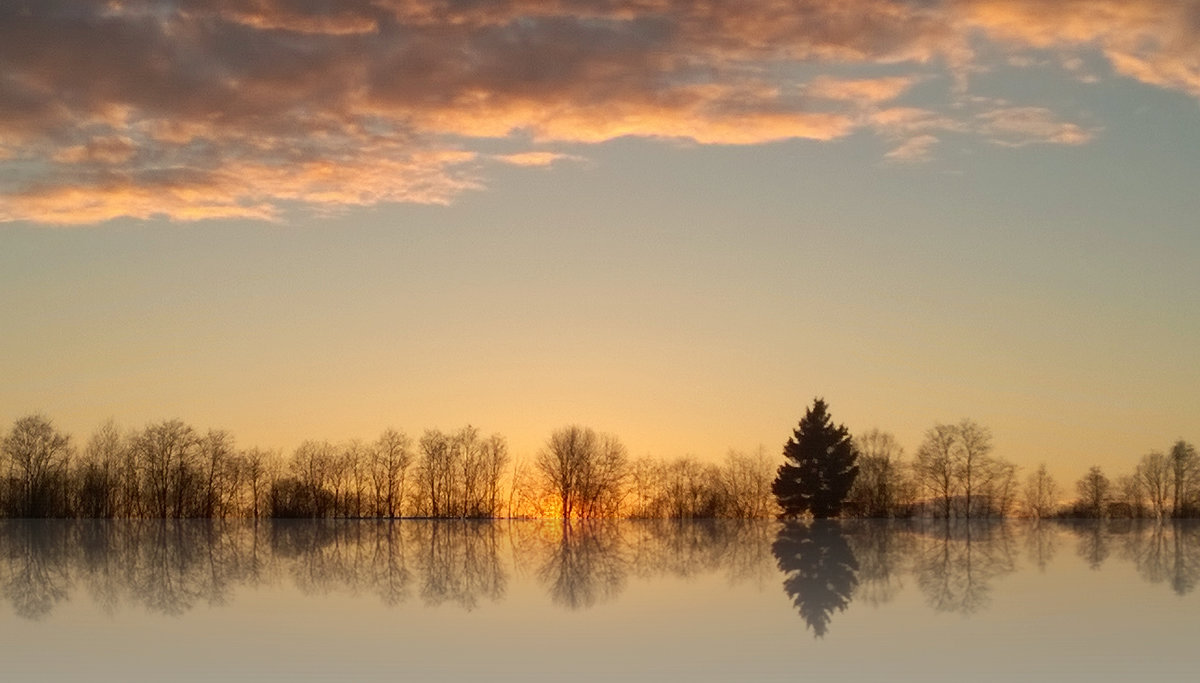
[1,0,1198,483]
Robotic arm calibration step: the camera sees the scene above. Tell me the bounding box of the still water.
[2,519,1197,681]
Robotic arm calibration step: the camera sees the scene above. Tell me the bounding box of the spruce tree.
[772,398,859,518]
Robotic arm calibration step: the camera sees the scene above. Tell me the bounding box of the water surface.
[2,519,1197,681]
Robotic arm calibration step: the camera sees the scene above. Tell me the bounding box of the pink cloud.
[0,1,1192,223]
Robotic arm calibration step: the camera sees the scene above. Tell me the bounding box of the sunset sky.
[2,0,1198,482]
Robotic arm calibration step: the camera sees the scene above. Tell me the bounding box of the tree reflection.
[1115,521,1200,596]
[6,519,1198,622]
[912,521,1016,615]
[1065,520,1112,570]
[1024,521,1060,572]
[772,521,859,638]
[0,521,72,619]
[843,520,914,607]
[416,521,506,610]
[536,520,627,610]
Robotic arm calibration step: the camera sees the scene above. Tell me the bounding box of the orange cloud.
[51,136,139,165]
[963,0,1200,96]
[975,107,1095,147]
[493,152,582,167]
[807,76,917,104]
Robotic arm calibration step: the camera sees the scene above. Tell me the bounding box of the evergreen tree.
[772,398,859,518]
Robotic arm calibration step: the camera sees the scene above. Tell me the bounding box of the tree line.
[0,414,776,519]
[773,398,1199,520]
[3,408,1194,520]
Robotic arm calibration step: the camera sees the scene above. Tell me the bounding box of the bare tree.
[914,424,958,518]
[981,459,1019,517]
[626,456,662,518]
[1075,466,1112,518]
[371,429,412,518]
[537,426,595,519]
[289,440,336,517]
[342,440,369,518]
[913,420,1008,518]
[1137,451,1171,520]
[76,419,126,518]
[480,433,510,518]
[579,433,629,518]
[241,447,272,518]
[719,447,778,519]
[414,429,455,517]
[134,420,199,518]
[536,426,628,519]
[455,426,484,517]
[659,457,721,518]
[1022,463,1059,519]
[1113,473,1146,518]
[1169,440,1199,517]
[1,414,73,517]
[199,429,234,518]
[850,429,908,517]
[954,419,993,518]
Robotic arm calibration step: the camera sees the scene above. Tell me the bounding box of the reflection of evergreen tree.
[772,521,859,638]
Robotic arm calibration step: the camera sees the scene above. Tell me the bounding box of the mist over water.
[2,520,1198,681]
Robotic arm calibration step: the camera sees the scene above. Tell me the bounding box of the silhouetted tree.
[1112,473,1148,519]
[240,447,273,518]
[414,429,455,517]
[913,420,1012,518]
[954,419,993,517]
[849,429,910,517]
[74,420,128,518]
[536,426,627,519]
[772,521,859,637]
[1137,452,1171,519]
[718,447,778,518]
[913,423,958,518]
[2,414,73,517]
[199,430,234,518]
[1023,464,1059,519]
[658,457,722,518]
[1169,441,1199,517]
[1075,466,1112,518]
[479,433,509,518]
[772,399,858,519]
[288,440,336,517]
[133,420,199,518]
[371,429,412,518]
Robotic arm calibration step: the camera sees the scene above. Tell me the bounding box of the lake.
[2,519,1197,681]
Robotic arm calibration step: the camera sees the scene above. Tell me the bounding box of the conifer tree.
[772,398,858,518]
